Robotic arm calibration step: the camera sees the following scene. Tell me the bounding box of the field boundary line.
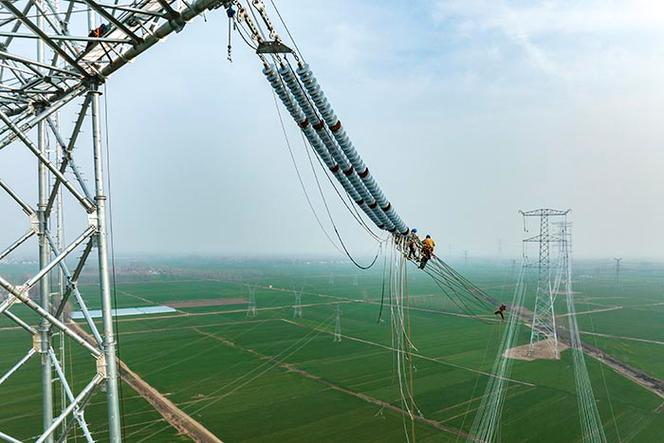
[556,306,623,318]
[116,319,278,336]
[117,289,160,307]
[579,331,664,346]
[281,319,535,387]
[192,327,471,439]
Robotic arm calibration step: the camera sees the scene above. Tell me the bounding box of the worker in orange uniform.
[419,235,436,269]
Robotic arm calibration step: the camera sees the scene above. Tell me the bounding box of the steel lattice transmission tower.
[293,289,302,318]
[520,208,571,359]
[246,285,257,317]
[0,0,225,441]
[333,304,341,342]
[613,257,622,283]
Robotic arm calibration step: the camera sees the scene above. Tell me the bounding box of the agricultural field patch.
[1,259,662,441]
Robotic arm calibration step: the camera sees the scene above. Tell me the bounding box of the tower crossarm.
[0,0,224,118]
[523,234,566,243]
[519,208,571,217]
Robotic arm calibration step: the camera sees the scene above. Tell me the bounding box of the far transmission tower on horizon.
[613,258,622,283]
[247,285,257,317]
[293,290,303,318]
[334,304,342,342]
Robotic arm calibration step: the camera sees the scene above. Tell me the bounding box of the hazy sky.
[1,0,663,259]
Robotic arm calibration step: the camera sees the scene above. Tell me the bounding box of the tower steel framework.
[0,0,225,442]
[520,208,570,358]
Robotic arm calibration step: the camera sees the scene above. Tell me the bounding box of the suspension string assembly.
[227,0,501,314]
[231,0,408,236]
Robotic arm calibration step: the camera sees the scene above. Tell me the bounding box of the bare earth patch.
[166,298,247,308]
[504,338,569,361]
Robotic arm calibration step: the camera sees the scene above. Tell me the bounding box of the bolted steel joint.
[32,333,42,352]
[87,211,99,231]
[96,355,107,379]
[29,213,40,233]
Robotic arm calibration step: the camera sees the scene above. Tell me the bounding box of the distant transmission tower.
[520,208,571,359]
[328,273,335,285]
[613,258,622,283]
[474,215,607,442]
[464,250,468,265]
[334,304,342,342]
[293,290,303,318]
[246,285,257,317]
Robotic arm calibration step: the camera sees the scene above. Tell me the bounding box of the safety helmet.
[411,228,418,233]
[426,234,431,238]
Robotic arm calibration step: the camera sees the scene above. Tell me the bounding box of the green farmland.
[0,258,662,442]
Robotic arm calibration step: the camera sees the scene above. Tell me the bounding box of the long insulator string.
[266,61,388,232]
[270,89,343,254]
[280,59,396,231]
[271,79,381,269]
[302,131,384,242]
[302,119,383,270]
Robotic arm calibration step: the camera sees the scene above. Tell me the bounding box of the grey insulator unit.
[275,65,396,231]
[297,63,408,234]
[263,65,385,230]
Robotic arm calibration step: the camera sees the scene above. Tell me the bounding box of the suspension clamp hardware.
[256,41,293,54]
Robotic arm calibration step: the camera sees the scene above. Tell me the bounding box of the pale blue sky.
[1,0,663,259]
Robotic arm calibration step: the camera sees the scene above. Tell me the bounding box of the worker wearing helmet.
[419,235,436,269]
[406,228,420,260]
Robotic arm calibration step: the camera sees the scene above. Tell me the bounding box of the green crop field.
[1,258,662,442]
